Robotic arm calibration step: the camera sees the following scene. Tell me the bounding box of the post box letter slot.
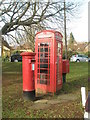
[31,59,35,63]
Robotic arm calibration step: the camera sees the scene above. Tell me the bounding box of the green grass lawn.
[2,62,22,73]
[60,62,88,94]
[2,62,88,118]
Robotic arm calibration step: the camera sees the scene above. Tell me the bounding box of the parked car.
[88,58,90,62]
[10,53,22,62]
[70,54,89,62]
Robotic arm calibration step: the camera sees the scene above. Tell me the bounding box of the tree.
[68,32,76,45]
[0,0,80,46]
[68,32,77,52]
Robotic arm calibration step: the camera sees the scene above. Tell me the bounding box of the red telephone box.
[35,30,63,94]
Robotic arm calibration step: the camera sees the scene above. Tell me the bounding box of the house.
[84,42,90,53]
[14,42,34,52]
[67,42,89,53]
[2,37,11,57]
[77,42,87,52]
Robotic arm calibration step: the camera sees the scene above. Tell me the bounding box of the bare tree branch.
[0,0,81,48]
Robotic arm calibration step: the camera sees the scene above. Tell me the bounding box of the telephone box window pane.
[38,48,39,52]
[38,69,39,73]
[37,80,40,84]
[37,74,39,78]
[57,42,61,56]
[57,48,61,56]
[40,69,48,73]
[40,80,47,85]
[58,43,61,48]
[49,64,50,69]
[45,53,48,57]
[40,64,48,68]
[40,48,48,52]
[40,59,48,63]
[38,64,39,68]
[37,42,50,85]
[40,74,48,79]
[38,53,39,57]
[40,53,44,58]
[38,43,40,46]
[40,48,45,52]
[45,48,48,52]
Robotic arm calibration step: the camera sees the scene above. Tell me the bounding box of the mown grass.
[60,62,88,94]
[2,62,88,118]
[2,62,22,73]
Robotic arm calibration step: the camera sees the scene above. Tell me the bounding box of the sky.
[67,0,89,42]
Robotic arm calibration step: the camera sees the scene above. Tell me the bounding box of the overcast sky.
[67,0,89,42]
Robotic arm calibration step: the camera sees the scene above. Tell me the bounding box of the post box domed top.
[20,52,36,56]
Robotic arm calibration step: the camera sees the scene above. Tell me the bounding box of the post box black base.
[23,90,35,101]
[63,73,66,83]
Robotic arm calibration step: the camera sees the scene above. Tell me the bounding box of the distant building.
[84,42,90,52]
[67,41,89,53]
[12,41,34,52]
[2,37,11,57]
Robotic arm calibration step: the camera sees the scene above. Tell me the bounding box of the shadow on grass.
[2,73,22,86]
[2,73,88,100]
[56,76,88,96]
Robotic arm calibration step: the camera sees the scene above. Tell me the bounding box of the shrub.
[85,51,90,57]
[63,50,78,60]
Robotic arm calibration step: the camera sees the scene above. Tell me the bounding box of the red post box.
[20,52,36,100]
[62,60,69,73]
[62,59,69,83]
[35,30,63,94]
